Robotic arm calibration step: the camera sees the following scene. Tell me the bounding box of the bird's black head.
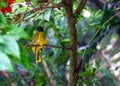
[37,26,44,32]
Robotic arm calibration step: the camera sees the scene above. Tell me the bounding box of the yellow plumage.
[32,27,47,63]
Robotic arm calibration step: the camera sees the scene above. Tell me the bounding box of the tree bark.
[43,60,55,86]
[62,1,78,86]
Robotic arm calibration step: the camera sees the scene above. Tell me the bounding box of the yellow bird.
[32,26,47,62]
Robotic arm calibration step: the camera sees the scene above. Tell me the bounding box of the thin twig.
[74,0,87,15]
[25,44,71,50]
[81,12,120,60]
[14,5,63,24]
[48,0,60,7]
[43,60,55,86]
[101,50,111,68]
[110,62,120,71]
[111,52,120,62]
[2,71,16,86]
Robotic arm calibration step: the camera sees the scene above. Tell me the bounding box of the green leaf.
[9,26,30,40]
[1,35,20,59]
[0,37,4,43]
[2,25,29,40]
[61,38,70,43]
[31,0,37,5]
[80,67,91,77]
[0,52,14,71]
[43,9,52,21]
[15,0,24,2]
[19,43,29,69]
[0,2,7,8]
[0,13,7,24]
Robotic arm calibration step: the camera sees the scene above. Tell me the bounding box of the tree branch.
[62,0,78,86]
[74,0,87,15]
[14,4,63,24]
[47,0,59,7]
[25,44,71,50]
[101,50,111,68]
[2,71,16,86]
[43,60,55,86]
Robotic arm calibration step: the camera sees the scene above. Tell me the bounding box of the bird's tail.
[36,54,41,62]
[32,47,41,62]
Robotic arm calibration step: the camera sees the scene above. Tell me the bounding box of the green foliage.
[19,43,29,69]
[0,2,7,8]
[43,9,52,21]
[31,0,37,6]
[0,53,14,71]
[0,13,29,71]
[78,64,97,85]
[0,0,120,86]
[15,0,24,2]
[0,35,20,58]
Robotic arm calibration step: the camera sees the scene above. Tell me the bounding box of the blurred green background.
[0,0,120,86]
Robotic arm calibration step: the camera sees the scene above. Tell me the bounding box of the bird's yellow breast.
[32,31,47,49]
[38,32,47,45]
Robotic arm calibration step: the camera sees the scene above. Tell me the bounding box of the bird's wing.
[32,31,40,53]
[32,31,40,44]
[39,32,47,45]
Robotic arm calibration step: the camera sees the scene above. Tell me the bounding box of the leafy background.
[0,0,120,86]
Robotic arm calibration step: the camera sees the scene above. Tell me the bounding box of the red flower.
[0,0,14,14]
[8,0,14,6]
[1,6,12,14]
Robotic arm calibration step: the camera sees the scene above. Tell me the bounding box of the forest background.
[0,0,120,86]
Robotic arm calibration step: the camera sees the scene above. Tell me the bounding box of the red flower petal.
[0,0,14,14]
[8,0,14,6]
[6,6,12,12]
[1,6,12,14]
[1,7,7,14]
